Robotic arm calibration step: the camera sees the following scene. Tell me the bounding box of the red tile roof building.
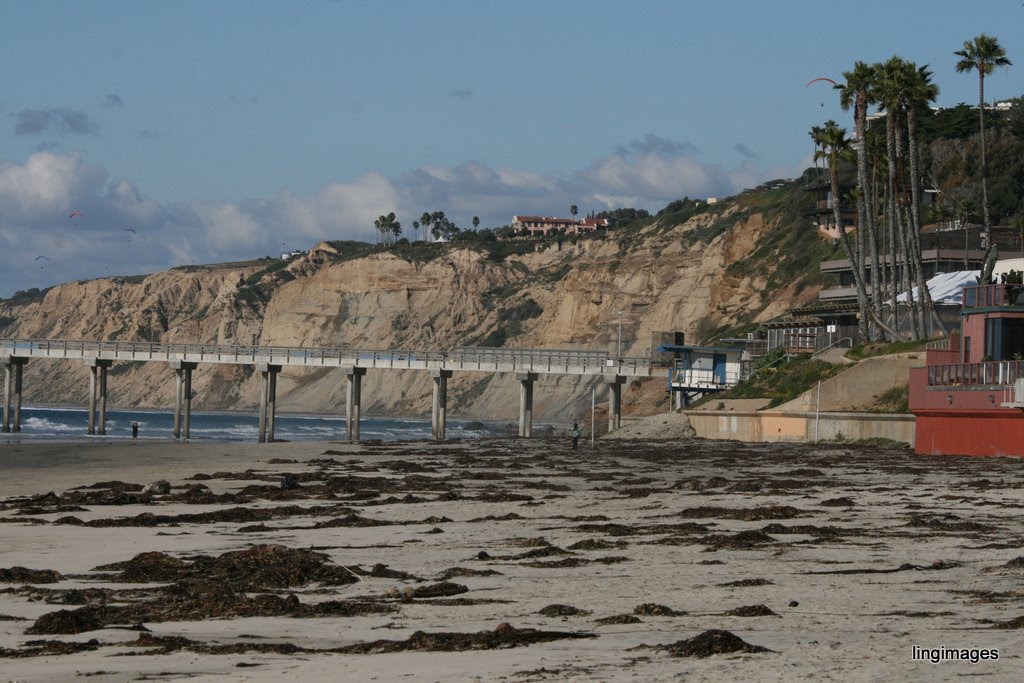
[512,215,609,237]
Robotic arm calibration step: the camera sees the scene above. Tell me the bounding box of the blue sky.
[1,0,1022,296]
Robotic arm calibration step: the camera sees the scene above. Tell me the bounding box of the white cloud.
[0,152,105,220]
[196,203,263,250]
[0,142,797,297]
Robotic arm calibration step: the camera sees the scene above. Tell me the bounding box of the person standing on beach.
[131,422,139,445]
[571,422,581,450]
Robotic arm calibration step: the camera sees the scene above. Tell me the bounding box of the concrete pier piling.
[85,359,113,436]
[432,369,453,441]
[170,361,198,440]
[343,366,366,442]
[2,356,27,433]
[255,362,281,443]
[606,374,625,433]
[517,372,538,437]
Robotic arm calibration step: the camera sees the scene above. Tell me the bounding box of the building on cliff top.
[511,215,609,237]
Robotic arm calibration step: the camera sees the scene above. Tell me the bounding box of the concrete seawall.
[687,410,915,447]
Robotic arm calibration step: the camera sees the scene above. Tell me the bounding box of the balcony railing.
[962,284,1024,308]
[926,360,1024,387]
[671,367,740,388]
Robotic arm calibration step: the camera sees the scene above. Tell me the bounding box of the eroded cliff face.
[0,203,820,420]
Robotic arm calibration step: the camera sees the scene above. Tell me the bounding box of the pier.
[2,339,663,441]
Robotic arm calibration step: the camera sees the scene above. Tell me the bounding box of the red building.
[909,283,1024,456]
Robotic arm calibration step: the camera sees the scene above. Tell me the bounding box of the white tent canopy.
[896,271,977,305]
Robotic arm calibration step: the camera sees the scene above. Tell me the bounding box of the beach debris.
[820,497,855,507]
[906,516,992,532]
[141,480,171,496]
[678,506,808,521]
[27,608,106,635]
[53,503,354,527]
[723,604,779,617]
[509,546,570,560]
[803,561,956,575]
[336,623,596,653]
[701,530,777,550]
[364,563,421,581]
[634,603,686,616]
[567,538,626,551]
[280,474,300,490]
[991,615,1024,629]
[407,582,469,599]
[522,558,589,569]
[435,567,503,580]
[0,638,100,658]
[0,567,64,584]
[761,523,845,537]
[595,614,642,625]
[538,604,592,617]
[788,600,799,607]
[91,545,361,588]
[656,629,772,657]
[718,578,774,588]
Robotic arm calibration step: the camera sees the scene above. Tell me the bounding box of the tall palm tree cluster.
[810,34,1011,342]
[375,210,468,244]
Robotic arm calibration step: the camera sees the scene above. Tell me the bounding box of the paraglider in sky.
[69,211,83,226]
[805,77,839,106]
[805,77,839,87]
[35,255,50,269]
[123,228,137,242]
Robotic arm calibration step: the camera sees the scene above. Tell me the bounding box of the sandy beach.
[2,435,1024,681]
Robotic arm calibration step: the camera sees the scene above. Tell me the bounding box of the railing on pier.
[926,360,1024,388]
[1,338,654,377]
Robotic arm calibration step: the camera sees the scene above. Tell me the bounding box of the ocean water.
[2,406,504,443]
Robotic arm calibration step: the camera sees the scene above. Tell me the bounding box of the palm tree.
[811,121,901,342]
[955,34,1012,247]
[839,61,881,333]
[811,121,869,341]
[374,212,401,245]
[876,56,921,337]
[420,212,432,241]
[472,216,480,230]
[903,63,948,336]
[570,204,578,222]
[412,220,420,242]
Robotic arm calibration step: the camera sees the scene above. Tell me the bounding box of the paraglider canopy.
[805,77,839,87]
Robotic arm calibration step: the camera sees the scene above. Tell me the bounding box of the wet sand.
[2,436,1023,681]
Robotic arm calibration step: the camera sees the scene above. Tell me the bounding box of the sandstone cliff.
[0,187,830,421]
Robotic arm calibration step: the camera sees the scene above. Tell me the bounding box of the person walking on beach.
[571,422,581,450]
[131,421,139,445]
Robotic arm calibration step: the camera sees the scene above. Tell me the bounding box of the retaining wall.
[687,410,915,447]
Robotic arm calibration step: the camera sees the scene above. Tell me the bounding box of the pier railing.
[1,339,655,377]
